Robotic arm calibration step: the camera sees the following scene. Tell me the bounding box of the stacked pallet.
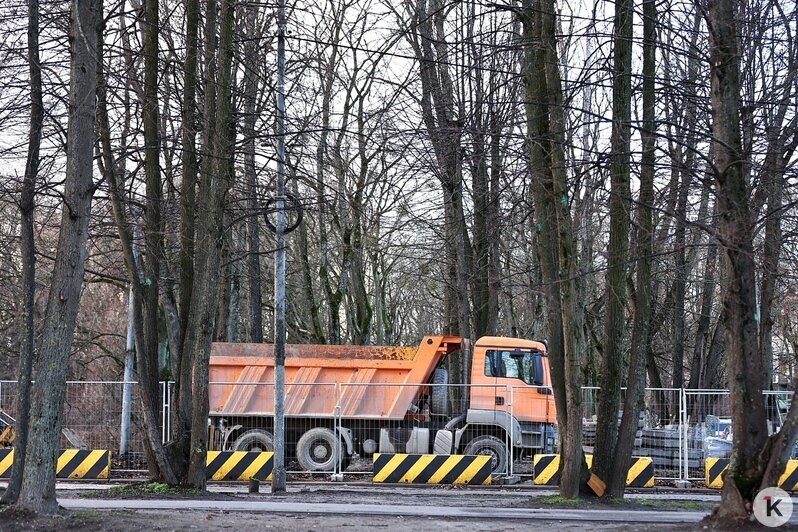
[638,428,702,470]
[582,412,643,454]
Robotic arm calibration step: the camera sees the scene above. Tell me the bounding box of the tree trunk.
[139,0,167,481]
[185,0,236,487]
[758,132,785,391]
[16,0,98,514]
[408,0,473,384]
[594,0,633,486]
[608,0,655,497]
[172,0,200,467]
[96,7,177,484]
[522,0,587,498]
[242,0,263,343]
[3,0,43,505]
[707,0,769,517]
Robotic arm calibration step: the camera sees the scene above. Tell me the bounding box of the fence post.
[332,383,343,481]
[681,388,687,482]
[160,381,168,444]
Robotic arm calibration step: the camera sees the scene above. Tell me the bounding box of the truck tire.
[296,427,341,472]
[232,429,274,452]
[463,435,507,475]
[430,368,449,415]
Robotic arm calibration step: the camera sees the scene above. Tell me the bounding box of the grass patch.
[83,482,204,499]
[632,498,710,511]
[530,495,712,512]
[533,495,585,506]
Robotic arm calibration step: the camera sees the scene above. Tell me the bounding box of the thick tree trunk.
[522,0,586,498]
[139,0,166,481]
[185,0,236,487]
[3,0,43,505]
[707,0,769,518]
[16,0,98,514]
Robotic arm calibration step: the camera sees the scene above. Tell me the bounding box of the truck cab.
[433,336,558,473]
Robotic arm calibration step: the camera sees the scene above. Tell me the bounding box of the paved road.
[44,480,728,503]
[59,498,708,524]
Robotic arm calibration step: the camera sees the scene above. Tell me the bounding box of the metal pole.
[272,0,288,494]
[681,388,688,482]
[120,286,135,455]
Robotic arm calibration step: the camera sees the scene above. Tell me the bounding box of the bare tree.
[15,0,98,513]
[706,0,768,518]
[2,0,43,505]
[521,0,588,498]
[593,0,634,488]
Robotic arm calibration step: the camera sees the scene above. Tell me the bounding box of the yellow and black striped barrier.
[533,454,654,488]
[705,457,728,489]
[706,458,798,491]
[206,451,273,481]
[779,461,798,491]
[533,454,593,485]
[0,449,11,477]
[626,457,655,487]
[372,453,492,485]
[0,449,110,479]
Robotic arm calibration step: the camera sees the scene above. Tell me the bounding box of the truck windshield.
[485,349,544,386]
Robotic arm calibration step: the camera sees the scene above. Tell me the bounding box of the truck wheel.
[232,429,274,452]
[296,427,341,471]
[430,368,449,415]
[463,435,507,475]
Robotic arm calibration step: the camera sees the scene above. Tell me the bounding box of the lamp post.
[272,0,288,494]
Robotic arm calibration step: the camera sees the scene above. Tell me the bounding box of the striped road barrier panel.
[206,451,273,481]
[0,449,110,479]
[533,454,593,486]
[533,454,654,488]
[705,457,728,489]
[779,460,798,491]
[706,458,798,491]
[372,453,492,485]
[626,457,655,487]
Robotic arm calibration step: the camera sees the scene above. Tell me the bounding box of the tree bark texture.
[16,0,98,514]
[707,0,769,517]
[185,0,236,487]
[138,0,167,481]
[522,0,587,498]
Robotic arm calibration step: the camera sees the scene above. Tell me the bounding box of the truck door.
[487,349,550,423]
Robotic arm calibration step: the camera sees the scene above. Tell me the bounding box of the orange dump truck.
[208,335,557,474]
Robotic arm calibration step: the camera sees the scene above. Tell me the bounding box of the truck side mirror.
[532,353,544,386]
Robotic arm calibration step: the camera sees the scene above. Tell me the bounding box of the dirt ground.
[0,484,789,531]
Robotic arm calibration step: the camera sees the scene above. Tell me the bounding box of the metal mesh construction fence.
[0,380,790,485]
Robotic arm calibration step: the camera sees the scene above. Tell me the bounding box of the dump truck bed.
[208,336,461,420]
